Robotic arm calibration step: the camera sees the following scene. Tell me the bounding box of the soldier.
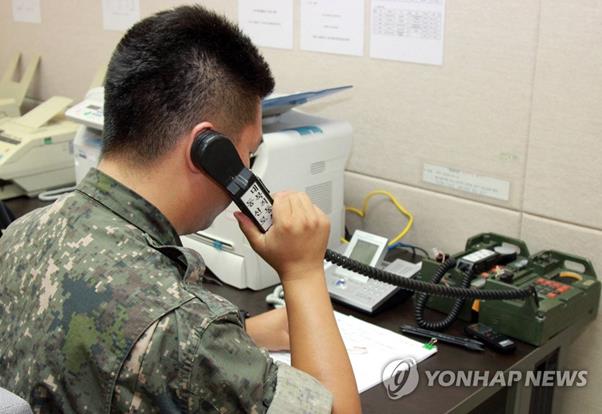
[0,5,360,414]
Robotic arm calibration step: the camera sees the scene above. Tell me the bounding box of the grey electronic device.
[325,230,418,314]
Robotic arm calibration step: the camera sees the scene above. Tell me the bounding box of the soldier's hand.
[234,192,330,282]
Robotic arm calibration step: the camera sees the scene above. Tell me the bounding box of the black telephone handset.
[190,129,536,314]
[191,130,274,233]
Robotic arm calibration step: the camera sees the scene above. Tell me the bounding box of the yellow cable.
[344,190,413,246]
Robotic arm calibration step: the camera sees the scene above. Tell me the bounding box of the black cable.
[414,258,473,330]
[414,246,430,258]
[344,226,351,242]
[324,249,538,303]
[389,242,431,259]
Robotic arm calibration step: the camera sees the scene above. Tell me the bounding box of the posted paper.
[102,0,140,32]
[423,163,511,201]
[238,0,293,49]
[300,0,364,56]
[12,0,41,23]
[370,0,446,65]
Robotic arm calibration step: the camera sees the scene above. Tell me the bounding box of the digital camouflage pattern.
[0,168,331,413]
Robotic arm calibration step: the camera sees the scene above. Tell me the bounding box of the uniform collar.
[76,168,181,246]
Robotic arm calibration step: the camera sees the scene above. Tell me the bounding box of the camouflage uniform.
[0,169,332,413]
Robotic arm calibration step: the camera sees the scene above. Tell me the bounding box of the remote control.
[464,323,516,354]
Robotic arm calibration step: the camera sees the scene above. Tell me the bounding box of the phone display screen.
[349,240,379,265]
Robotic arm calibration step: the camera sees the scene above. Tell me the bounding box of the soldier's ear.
[185,122,214,173]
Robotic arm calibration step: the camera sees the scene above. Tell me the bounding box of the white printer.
[67,86,353,290]
[65,87,104,184]
[0,96,78,199]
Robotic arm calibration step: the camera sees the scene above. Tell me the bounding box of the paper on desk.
[270,312,437,393]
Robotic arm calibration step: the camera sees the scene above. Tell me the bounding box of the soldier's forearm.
[282,271,362,414]
[245,308,290,351]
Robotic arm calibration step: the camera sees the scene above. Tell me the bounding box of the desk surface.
[205,283,535,413]
[4,196,50,218]
[3,196,571,413]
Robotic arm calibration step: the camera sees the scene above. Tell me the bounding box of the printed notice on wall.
[238,0,293,49]
[102,0,140,32]
[12,0,41,23]
[300,0,364,56]
[370,0,445,65]
[423,163,511,201]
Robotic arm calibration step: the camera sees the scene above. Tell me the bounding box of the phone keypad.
[241,182,272,231]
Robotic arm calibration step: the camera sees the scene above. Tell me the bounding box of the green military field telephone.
[415,233,600,346]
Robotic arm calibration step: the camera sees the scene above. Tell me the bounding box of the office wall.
[1,0,600,410]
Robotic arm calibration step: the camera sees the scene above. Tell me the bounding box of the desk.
[207,283,587,414]
[4,196,589,414]
[4,196,50,218]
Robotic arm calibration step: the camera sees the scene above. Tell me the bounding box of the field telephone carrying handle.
[190,130,538,303]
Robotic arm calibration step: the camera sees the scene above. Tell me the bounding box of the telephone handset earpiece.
[190,130,273,232]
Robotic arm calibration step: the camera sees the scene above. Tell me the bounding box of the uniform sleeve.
[188,317,332,414]
[113,303,332,413]
[266,363,333,414]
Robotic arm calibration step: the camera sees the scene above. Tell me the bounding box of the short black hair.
[102,5,274,163]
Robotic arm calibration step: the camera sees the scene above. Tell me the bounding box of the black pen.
[400,324,485,352]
